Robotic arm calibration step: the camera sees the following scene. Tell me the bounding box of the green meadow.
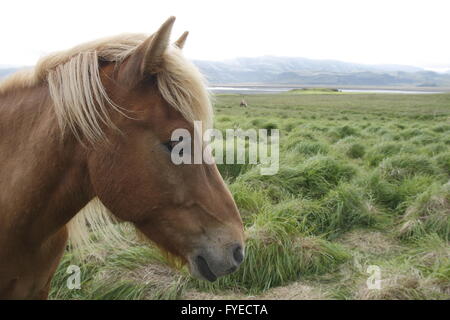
[50,91,450,300]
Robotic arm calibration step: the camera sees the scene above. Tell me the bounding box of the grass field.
[50,91,450,300]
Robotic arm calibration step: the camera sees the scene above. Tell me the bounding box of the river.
[208,86,444,95]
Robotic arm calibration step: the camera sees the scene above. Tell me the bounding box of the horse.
[0,16,245,299]
[240,98,248,108]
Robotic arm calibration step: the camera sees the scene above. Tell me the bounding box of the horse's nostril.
[233,245,244,264]
[226,265,238,274]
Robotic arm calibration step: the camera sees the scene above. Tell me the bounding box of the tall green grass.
[189,203,350,293]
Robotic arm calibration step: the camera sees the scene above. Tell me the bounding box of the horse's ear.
[174,31,189,49]
[141,16,175,73]
[118,16,175,87]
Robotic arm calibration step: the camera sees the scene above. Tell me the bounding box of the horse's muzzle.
[189,243,244,282]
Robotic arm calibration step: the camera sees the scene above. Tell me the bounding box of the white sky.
[1,0,450,71]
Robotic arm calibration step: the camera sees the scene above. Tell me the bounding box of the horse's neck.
[0,85,93,246]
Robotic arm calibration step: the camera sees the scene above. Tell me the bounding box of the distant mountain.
[193,56,450,87]
[2,57,450,87]
[194,56,423,76]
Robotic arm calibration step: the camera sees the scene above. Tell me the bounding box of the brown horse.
[0,16,244,299]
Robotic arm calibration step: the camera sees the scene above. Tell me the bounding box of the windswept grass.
[238,155,356,200]
[398,182,450,241]
[189,205,351,293]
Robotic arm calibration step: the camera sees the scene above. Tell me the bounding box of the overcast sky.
[1,0,450,71]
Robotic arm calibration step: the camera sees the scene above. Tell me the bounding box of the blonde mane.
[0,33,213,257]
[0,33,212,142]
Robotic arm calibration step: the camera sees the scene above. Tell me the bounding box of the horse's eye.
[162,141,177,153]
[162,137,184,156]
